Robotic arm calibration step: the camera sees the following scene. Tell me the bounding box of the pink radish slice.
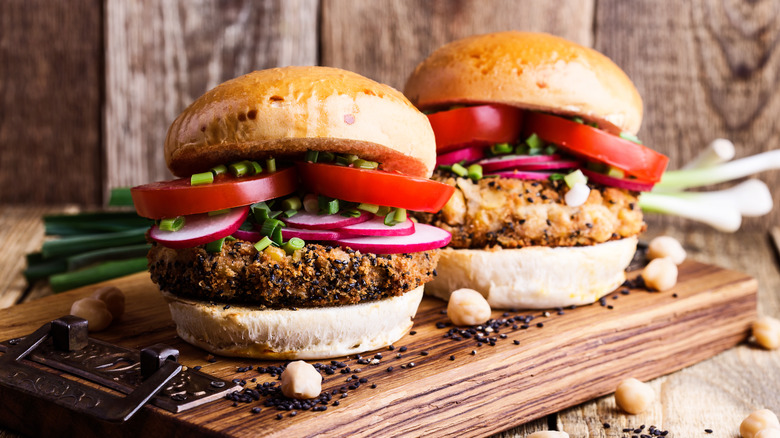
[338,217,416,237]
[510,160,580,171]
[476,154,563,172]
[282,211,372,230]
[232,228,261,242]
[488,170,554,180]
[281,227,340,241]
[333,223,451,254]
[581,169,655,192]
[150,206,249,249]
[436,146,486,166]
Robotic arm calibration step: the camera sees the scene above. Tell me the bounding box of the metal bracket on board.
[0,316,238,423]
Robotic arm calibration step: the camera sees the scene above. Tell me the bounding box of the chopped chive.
[467,164,483,181]
[208,208,230,216]
[281,196,302,211]
[49,257,149,293]
[282,237,305,254]
[305,150,319,162]
[260,218,284,237]
[265,158,276,173]
[343,154,359,164]
[283,209,298,218]
[229,161,249,177]
[108,187,134,207]
[490,143,514,155]
[353,159,378,169]
[159,216,185,232]
[384,210,397,226]
[191,171,214,186]
[318,151,335,163]
[271,226,283,245]
[211,164,228,176]
[357,203,379,214]
[254,236,273,251]
[318,196,339,215]
[544,145,557,155]
[525,133,545,150]
[393,208,407,223]
[341,209,361,218]
[268,210,282,219]
[376,206,391,217]
[620,132,643,144]
[205,237,226,253]
[451,163,468,177]
[247,161,263,175]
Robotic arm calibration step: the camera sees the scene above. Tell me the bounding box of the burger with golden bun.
[131,66,454,359]
[404,32,668,309]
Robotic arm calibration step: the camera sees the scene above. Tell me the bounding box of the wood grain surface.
[0,259,757,437]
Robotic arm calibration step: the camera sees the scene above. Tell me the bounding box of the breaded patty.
[148,240,439,308]
[414,174,645,249]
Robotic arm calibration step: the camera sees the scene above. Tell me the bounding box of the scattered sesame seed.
[449,355,455,361]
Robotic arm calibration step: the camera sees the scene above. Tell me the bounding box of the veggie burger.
[404,32,669,309]
[131,66,454,359]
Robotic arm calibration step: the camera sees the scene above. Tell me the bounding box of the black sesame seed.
[409,331,417,335]
[399,346,408,352]
[449,355,455,361]
[603,422,610,429]
[252,407,262,414]
[705,429,713,434]
[386,366,394,372]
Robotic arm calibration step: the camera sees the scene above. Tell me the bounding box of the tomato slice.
[131,166,297,219]
[296,162,455,213]
[427,104,524,153]
[524,112,668,183]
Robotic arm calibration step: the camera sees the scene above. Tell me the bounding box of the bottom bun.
[161,286,423,360]
[425,236,638,309]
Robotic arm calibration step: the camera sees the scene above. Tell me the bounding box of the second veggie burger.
[405,32,669,309]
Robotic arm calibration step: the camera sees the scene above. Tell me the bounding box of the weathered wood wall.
[2,0,780,230]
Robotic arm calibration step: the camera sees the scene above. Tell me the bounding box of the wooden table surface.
[1,205,779,438]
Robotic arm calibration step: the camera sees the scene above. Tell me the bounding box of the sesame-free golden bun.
[166,66,437,178]
[404,31,643,135]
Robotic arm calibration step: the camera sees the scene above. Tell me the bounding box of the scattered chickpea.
[91,286,125,320]
[752,316,780,350]
[70,297,113,332]
[527,431,569,438]
[647,236,687,265]
[756,428,780,438]
[642,257,678,291]
[281,360,322,400]
[447,288,491,326]
[615,378,655,414]
[741,409,780,438]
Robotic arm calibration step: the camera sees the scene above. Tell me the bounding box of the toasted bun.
[424,237,637,309]
[161,287,423,360]
[404,32,642,134]
[166,66,436,177]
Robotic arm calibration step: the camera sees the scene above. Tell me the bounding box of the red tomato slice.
[524,112,668,183]
[131,167,297,219]
[296,162,455,213]
[427,104,524,153]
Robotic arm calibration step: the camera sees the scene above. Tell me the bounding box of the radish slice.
[150,207,249,249]
[338,217,416,237]
[233,228,261,242]
[581,169,655,192]
[333,224,451,254]
[488,170,554,180]
[282,211,372,230]
[281,227,340,241]
[510,160,580,171]
[436,146,486,166]
[476,154,563,172]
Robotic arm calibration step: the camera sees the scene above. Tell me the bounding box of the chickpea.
[281,360,322,400]
[642,257,678,291]
[647,236,687,265]
[756,429,780,438]
[614,378,655,414]
[91,286,125,320]
[527,432,569,438]
[70,297,113,332]
[447,288,491,326]
[752,316,780,350]
[741,409,780,438]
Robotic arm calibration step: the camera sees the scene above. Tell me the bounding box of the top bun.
[166,66,436,178]
[404,32,643,134]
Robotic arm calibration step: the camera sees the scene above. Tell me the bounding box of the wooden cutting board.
[0,260,757,438]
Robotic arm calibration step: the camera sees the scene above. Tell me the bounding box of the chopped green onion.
[208,208,230,216]
[376,206,391,217]
[353,159,378,169]
[357,203,379,214]
[318,152,335,163]
[467,164,483,181]
[619,132,643,144]
[318,196,339,215]
[205,237,226,253]
[586,161,608,173]
[247,161,263,175]
[563,169,588,189]
[283,209,298,218]
[191,171,214,186]
[226,235,236,241]
[438,164,453,172]
[544,145,557,155]
[335,156,350,166]
[525,133,545,151]
[108,187,134,207]
[549,173,565,182]
[238,220,254,231]
[271,226,284,245]
[572,117,584,124]
[451,163,468,177]
[341,209,361,218]
[515,144,529,155]
[384,210,398,226]
[229,161,250,177]
[282,237,305,254]
[490,143,513,155]
[211,164,228,176]
[305,150,319,162]
[607,167,625,178]
[159,216,185,232]
[268,210,282,219]
[254,236,273,251]
[260,218,284,237]
[343,154,359,164]
[303,194,319,213]
[393,208,407,223]
[265,158,277,173]
[281,196,302,211]
[251,202,271,222]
